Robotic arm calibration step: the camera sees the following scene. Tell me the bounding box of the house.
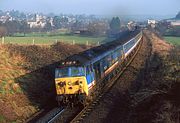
[147,19,157,28]
[27,14,46,28]
[170,20,180,26]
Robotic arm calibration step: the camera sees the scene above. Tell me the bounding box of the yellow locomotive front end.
[55,65,88,105]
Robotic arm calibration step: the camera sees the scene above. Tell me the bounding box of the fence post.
[2,37,4,44]
[72,40,75,45]
[55,39,58,43]
[97,41,100,45]
[32,39,35,45]
[86,41,88,46]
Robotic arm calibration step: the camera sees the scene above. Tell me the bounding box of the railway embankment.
[82,30,179,123]
[0,42,89,122]
[0,30,179,123]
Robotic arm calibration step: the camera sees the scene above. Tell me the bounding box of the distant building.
[49,17,54,26]
[127,21,136,31]
[170,20,180,26]
[147,19,157,25]
[27,14,46,28]
[147,19,158,28]
[28,21,46,28]
[0,15,11,23]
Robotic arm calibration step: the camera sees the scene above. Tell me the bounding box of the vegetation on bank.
[130,31,180,123]
[164,36,180,45]
[0,43,88,122]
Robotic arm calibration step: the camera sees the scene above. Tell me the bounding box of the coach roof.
[62,29,141,66]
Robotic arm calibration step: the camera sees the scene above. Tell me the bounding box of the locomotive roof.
[60,29,141,67]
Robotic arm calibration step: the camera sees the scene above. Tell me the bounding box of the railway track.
[47,108,67,123]
[70,37,143,123]
[30,36,143,123]
[30,107,64,123]
[34,106,83,123]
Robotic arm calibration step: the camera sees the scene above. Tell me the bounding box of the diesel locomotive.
[55,29,142,105]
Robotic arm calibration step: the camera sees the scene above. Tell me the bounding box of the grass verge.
[1,35,106,45]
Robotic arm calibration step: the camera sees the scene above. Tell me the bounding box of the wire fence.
[1,37,101,46]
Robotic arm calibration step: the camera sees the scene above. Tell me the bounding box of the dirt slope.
[0,42,88,123]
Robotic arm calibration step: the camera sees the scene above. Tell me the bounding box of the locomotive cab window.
[55,67,85,78]
[55,68,69,78]
[71,67,85,77]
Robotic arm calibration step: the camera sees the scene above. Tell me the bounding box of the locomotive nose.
[55,76,88,96]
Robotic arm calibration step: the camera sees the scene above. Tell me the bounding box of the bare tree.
[87,22,108,36]
[0,26,7,38]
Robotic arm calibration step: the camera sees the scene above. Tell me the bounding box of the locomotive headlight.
[79,81,83,87]
[68,81,72,85]
[58,82,65,87]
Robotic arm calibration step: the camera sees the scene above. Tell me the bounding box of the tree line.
[0,16,121,38]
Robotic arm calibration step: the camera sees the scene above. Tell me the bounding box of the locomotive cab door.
[93,62,101,81]
[86,65,95,85]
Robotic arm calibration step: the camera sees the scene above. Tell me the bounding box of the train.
[55,29,143,106]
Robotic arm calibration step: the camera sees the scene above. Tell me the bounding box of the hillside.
[0,43,88,122]
[129,30,180,122]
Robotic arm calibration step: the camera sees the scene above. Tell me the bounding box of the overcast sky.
[0,0,179,16]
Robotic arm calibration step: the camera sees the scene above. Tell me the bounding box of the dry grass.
[0,45,26,95]
[129,30,180,123]
[144,30,173,57]
[0,45,34,122]
[0,42,88,122]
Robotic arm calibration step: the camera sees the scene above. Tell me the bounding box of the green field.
[164,36,180,46]
[1,34,106,45]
